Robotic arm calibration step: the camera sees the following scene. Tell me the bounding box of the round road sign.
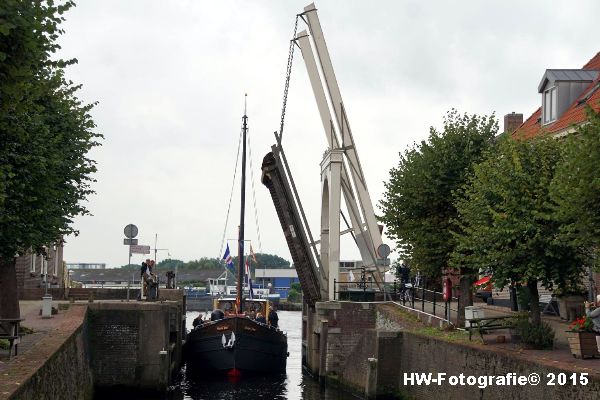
[377,243,391,259]
[124,224,138,239]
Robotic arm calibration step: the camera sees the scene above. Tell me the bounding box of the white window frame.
[30,253,37,273]
[543,86,557,124]
[53,247,59,276]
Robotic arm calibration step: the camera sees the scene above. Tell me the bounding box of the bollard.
[365,357,378,399]
[42,295,53,318]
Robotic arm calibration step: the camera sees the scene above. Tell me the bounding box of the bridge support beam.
[321,149,343,301]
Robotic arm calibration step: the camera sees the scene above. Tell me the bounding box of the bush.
[287,289,301,303]
[515,319,555,349]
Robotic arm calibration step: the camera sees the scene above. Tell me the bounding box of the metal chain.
[277,15,300,142]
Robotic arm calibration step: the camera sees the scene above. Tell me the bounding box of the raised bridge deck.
[261,146,323,305]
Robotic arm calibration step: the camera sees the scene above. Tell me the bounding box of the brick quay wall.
[2,290,184,400]
[305,301,600,400]
[3,305,93,400]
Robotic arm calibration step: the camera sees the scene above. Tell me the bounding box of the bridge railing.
[333,279,461,325]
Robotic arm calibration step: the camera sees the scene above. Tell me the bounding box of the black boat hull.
[186,316,287,374]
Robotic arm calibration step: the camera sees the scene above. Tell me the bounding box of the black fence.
[333,277,461,325]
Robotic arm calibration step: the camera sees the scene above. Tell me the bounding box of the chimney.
[504,112,523,134]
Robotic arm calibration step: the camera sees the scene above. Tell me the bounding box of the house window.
[543,87,557,124]
[30,253,37,273]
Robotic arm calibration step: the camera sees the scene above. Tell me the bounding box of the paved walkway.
[391,297,600,376]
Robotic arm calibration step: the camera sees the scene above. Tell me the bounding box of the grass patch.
[414,326,479,344]
[20,325,34,335]
[0,339,9,350]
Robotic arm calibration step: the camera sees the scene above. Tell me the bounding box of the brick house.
[15,243,66,299]
[507,50,600,300]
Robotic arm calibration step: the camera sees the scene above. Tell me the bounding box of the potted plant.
[566,316,599,359]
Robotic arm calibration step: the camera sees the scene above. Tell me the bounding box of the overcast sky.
[57,0,599,268]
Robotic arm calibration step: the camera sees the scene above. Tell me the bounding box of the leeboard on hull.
[186,316,287,374]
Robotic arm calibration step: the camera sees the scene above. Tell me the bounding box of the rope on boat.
[217,121,244,261]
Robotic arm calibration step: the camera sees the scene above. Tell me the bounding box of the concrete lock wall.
[5,298,184,400]
[307,301,600,399]
[86,302,180,394]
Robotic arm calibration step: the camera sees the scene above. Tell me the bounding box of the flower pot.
[566,331,600,359]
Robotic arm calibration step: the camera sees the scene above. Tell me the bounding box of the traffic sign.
[124,224,138,239]
[123,238,138,245]
[130,245,151,255]
[377,243,391,259]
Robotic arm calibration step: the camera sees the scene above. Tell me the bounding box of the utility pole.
[152,233,169,265]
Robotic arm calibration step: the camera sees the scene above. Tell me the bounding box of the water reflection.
[179,310,362,400]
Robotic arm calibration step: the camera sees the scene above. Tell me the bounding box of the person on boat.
[255,312,266,324]
[210,309,225,321]
[268,305,279,328]
[192,314,204,328]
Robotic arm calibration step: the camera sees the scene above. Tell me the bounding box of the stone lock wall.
[87,303,175,393]
[309,301,600,399]
[7,307,93,400]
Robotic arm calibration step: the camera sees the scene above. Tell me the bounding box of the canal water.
[168,310,362,400]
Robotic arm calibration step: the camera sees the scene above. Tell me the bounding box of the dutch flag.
[222,244,235,273]
[245,257,254,299]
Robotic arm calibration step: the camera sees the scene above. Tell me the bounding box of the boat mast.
[237,94,248,314]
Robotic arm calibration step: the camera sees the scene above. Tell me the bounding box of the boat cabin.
[213,298,271,319]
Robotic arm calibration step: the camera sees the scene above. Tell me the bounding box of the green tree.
[379,110,498,321]
[0,1,101,319]
[156,258,185,270]
[550,108,600,271]
[234,253,291,269]
[184,257,223,270]
[451,136,582,325]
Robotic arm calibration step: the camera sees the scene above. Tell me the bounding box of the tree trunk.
[457,274,473,327]
[0,257,20,319]
[527,279,540,326]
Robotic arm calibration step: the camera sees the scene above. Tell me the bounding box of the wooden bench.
[0,318,23,359]
[467,315,527,341]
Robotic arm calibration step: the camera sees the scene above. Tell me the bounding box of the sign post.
[130,245,151,255]
[123,224,139,300]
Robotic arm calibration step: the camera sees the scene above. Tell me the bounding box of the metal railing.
[333,277,461,325]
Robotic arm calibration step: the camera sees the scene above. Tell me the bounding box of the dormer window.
[543,86,557,124]
[538,69,599,125]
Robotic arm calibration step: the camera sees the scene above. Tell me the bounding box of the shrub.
[287,289,301,303]
[515,319,555,349]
